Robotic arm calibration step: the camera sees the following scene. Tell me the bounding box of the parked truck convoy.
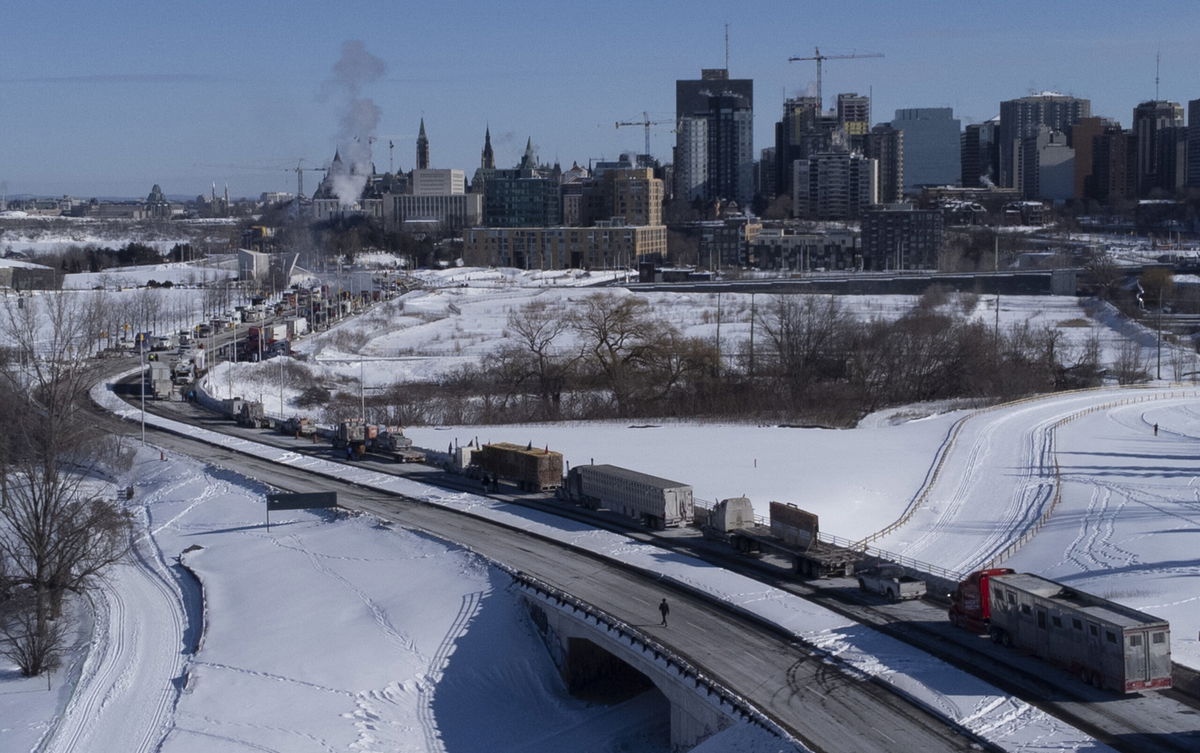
[562,463,693,529]
[949,568,1172,692]
[474,442,563,491]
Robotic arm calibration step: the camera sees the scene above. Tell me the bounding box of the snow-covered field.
[35,377,1121,753]
[6,259,1200,752]
[7,446,742,753]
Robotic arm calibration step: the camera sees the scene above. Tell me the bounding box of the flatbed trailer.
[475,442,563,491]
[718,525,861,578]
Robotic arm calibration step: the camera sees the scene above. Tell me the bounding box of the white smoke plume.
[321,40,386,207]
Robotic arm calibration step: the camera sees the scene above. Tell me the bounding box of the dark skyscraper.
[866,124,904,203]
[1133,100,1185,196]
[998,93,1091,188]
[416,118,430,170]
[773,95,838,200]
[1189,99,1200,188]
[961,119,999,188]
[674,68,754,206]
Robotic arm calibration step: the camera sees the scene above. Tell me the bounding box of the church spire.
[481,126,495,169]
[416,118,430,170]
[519,136,535,169]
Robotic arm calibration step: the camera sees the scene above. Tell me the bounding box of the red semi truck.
[950,569,1172,692]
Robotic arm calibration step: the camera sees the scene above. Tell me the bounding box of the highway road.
[88,370,994,753]
[91,366,1200,752]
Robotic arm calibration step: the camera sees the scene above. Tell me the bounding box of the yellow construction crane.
[787,47,884,110]
[614,111,674,158]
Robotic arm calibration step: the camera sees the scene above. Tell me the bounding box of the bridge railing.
[500,563,801,748]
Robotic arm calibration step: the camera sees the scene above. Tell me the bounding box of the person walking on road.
[1154,423,1159,436]
[659,598,670,626]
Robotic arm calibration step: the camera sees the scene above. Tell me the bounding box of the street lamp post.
[139,337,146,445]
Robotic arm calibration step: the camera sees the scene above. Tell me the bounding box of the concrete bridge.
[512,574,797,752]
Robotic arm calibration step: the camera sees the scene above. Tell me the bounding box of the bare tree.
[1111,341,1150,385]
[504,300,579,419]
[0,293,134,676]
[570,294,665,415]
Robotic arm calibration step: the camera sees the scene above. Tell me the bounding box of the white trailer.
[565,464,693,529]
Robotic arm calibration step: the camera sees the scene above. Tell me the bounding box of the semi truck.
[474,442,563,491]
[562,463,693,528]
[949,569,1172,692]
[235,401,269,429]
[280,416,317,438]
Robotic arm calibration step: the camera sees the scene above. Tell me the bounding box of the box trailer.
[952,570,1172,692]
[564,463,693,528]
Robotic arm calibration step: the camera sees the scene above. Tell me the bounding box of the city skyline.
[2,0,1198,198]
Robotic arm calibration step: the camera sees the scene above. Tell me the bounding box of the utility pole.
[787,47,884,110]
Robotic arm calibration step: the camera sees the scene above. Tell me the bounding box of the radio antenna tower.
[1155,50,1161,100]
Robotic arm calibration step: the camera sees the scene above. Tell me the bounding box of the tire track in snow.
[40,461,198,753]
[415,591,483,753]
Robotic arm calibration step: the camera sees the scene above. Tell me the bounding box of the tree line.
[345,289,1112,429]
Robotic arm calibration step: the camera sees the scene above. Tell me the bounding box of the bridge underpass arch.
[517,579,796,752]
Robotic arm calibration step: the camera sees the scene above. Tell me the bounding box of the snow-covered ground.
[8,445,745,753]
[6,261,1200,751]
[63,376,1121,753]
[210,280,1192,423]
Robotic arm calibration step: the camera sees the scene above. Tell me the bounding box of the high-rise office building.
[891,108,961,189]
[674,116,708,202]
[961,119,999,188]
[1188,99,1200,188]
[1070,117,1113,200]
[1133,100,1185,196]
[836,92,871,127]
[998,93,1091,189]
[1089,124,1136,202]
[866,124,904,203]
[773,96,839,199]
[837,92,871,151]
[1020,126,1075,201]
[674,68,754,206]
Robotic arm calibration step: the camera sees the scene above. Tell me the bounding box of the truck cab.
[949,568,1016,633]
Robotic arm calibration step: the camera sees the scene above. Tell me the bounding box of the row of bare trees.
[357,290,1109,428]
[0,293,133,677]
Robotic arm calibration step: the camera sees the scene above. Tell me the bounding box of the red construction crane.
[614,111,674,158]
[787,47,884,110]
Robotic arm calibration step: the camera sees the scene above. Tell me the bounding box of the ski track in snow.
[39,459,199,753]
[872,390,1194,575]
[881,401,1058,572]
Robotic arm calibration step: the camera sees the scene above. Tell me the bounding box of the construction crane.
[787,47,884,110]
[614,111,674,159]
[291,159,326,199]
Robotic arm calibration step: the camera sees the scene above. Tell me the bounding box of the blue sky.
[2,0,1198,198]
